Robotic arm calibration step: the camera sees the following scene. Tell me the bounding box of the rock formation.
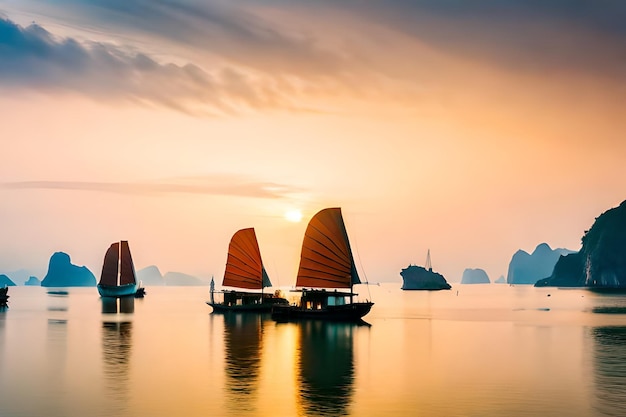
[461,268,490,284]
[137,265,165,286]
[506,243,574,285]
[400,265,451,290]
[494,275,506,284]
[6,269,44,286]
[163,271,206,286]
[0,274,16,287]
[536,199,626,288]
[534,252,584,287]
[41,252,97,287]
[24,276,41,286]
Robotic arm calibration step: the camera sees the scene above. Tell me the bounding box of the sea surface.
[2,283,626,417]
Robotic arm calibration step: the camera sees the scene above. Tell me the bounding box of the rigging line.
[348,217,372,302]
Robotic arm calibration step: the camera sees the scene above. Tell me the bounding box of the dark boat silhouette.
[97,241,139,298]
[0,286,9,308]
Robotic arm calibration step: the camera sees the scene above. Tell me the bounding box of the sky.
[1,1,625,284]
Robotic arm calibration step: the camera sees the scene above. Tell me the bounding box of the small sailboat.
[271,207,374,322]
[207,228,288,313]
[0,286,9,308]
[97,241,139,298]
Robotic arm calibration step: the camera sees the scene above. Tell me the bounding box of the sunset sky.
[1,1,625,284]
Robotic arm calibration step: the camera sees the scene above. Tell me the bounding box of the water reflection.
[47,290,69,313]
[101,296,135,314]
[223,313,265,414]
[591,326,626,416]
[297,321,357,417]
[0,313,5,363]
[101,320,133,413]
[46,318,68,381]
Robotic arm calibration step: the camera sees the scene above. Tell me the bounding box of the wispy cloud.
[1,176,304,199]
[46,0,348,77]
[32,0,626,81]
[327,0,626,80]
[2,1,625,115]
[0,15,308,115]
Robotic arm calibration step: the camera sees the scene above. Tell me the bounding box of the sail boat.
[0,286,8,308]
[97,241,139,298]
[207,227,288,313]
[271,207,374,322]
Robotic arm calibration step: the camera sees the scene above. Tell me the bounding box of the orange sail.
[222,228,271,290]
[99,242,120,286]
[296,208,361,289]
[119,241,137,286]
[99,241,137,286]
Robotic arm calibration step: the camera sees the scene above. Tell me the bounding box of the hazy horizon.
[1,2,624,285]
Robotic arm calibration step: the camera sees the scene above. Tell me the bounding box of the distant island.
[136,266,206,286]
[2,269,40,286]
[461,268,490,284]
[137,265,165,286]
[163,271,207,286]
[41,252,97,287]
[507,243,574,285]
[536,199,626,289]
[24,276,41,286]
[400,265,451,290]
[494,275,506,284]
[0,274,16,287]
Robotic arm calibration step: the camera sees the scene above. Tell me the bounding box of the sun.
[284,209,303,223]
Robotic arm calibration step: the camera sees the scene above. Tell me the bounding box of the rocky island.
[41,252,97,287]
[461,268,490,284]
[24,276,41,286]
[507,243,574,285]
[536,199,626,289]
[400,265,451,290]
[0,274,16,287]
[137,265,165,286]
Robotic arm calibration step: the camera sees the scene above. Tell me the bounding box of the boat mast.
[117,241,122,286]
[350,279,354,304]
[425,249,432,272]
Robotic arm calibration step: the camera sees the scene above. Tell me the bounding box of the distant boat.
[207,228,288,313]
[271,207,374,322]
[47,290,69,296]
[97,241,139,298]
[0,286,9,308]
[134,285,146,298]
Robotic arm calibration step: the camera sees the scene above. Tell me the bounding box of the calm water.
[2,284,626,417]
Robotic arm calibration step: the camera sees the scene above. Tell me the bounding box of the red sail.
[296,208,360,289]
[222,228,269,290]
[100,242,120,286]
[119,241,136,286]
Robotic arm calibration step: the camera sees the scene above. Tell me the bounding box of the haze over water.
[2,284,626,417]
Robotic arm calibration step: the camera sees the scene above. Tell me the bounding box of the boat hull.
[271,302,374,322]
[207,302,275,313]
[207,297,288,313]
[97,283,138,298]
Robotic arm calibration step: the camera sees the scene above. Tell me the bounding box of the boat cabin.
[224,291,260,306]
[219,290,283,307]
[300,289,355,310]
